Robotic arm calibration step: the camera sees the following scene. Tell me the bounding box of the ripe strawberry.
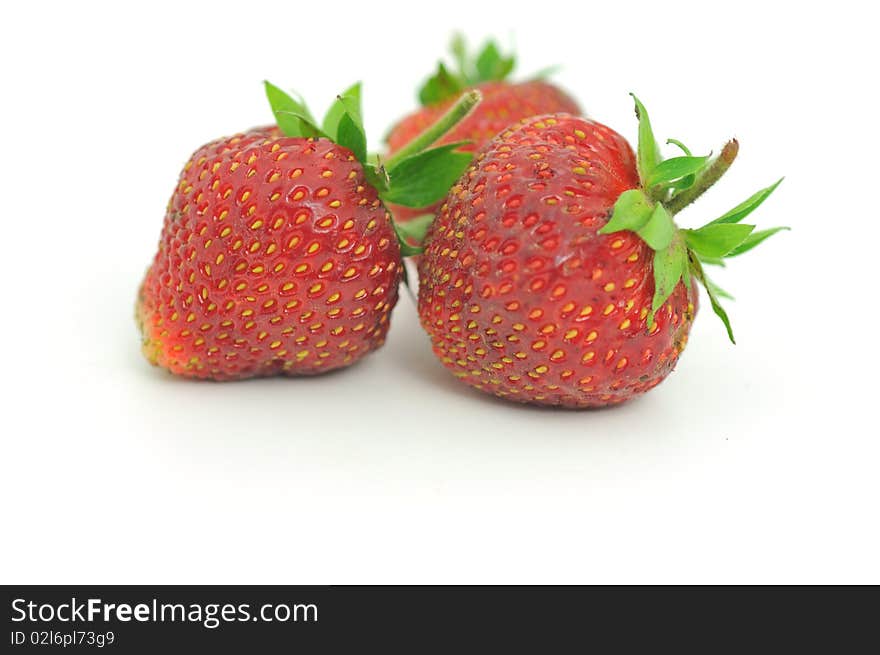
[417,97,785,407]
[385,37,580,225]
[138,83,480,380]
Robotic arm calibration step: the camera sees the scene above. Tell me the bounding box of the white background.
[1,0,877,584]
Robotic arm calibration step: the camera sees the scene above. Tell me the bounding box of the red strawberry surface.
[137,82,481,380]
[417,94,785,408]
[418,114,698,407]
[138,129,402,379]
[386,81,580,223]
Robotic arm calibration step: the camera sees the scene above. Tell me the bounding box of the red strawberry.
[417,97,785,407]
[138,83,481,380]
[385,37,580,225]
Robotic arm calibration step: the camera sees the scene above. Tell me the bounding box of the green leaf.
[709,178,784,225]
[690,261,736,343]
[264,81,316,122]
[682,267,692,290]
[393,213,435,246]
[669,176,696,192]
[703,273,735,343]
[397,241,425,258]
[664,140,698,191]
[698,256,727,267]
[322,82,362,139]
[650,234,688,323]
[364,163,389,194]
[647,155,710,188]
[726,226,790,257]
[273,111,325,139]
[637,203,676,251]
[418,63,464,106]
[704,275,734,300]
[474,41,515,82]
[336,111,367,163]
[598,189,653,234]
[682,223,755,258]
[264,81,322,137]
[383,142,472,208]
[450,33,469,78]
[666,139,692,156]
[393,222,425,257]
[630,93,662,185]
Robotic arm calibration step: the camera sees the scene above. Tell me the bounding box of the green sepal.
[705,276,734,300]
[647,155,710,189]
[394,213,434,262]
[397,241,425,258]
[664,139,698,191]
[709,178,784,225]
[666,139,692,156]
[418,63,465,106]
[264,81,324,138]
[637,203,676,250]
[698,256,727,267]
[631,93,662,185]
[617,95,786,343]
[649,233,688,326]
[475,41,515,83]
[450,33,468,78]
[322,82,362,140]
[726,226,790,257]
[682,223,755,258]
[688,257,736,343]
[264,81,316,122]
[598,189,653,234]
[418,34,516,107]
[336,111,367,164]
[703,272,735,343]
[273,111,326,138]
[393,214,435,247]
[393,222,425,257]
[364,163,389,194]
[705,283,735,343]
[382,142,472,208]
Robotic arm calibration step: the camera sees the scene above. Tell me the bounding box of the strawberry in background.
[385,35,581,227]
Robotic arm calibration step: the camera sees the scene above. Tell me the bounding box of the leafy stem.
[383,90,481,170]
[666,139,739,215]
[599,94,787,343]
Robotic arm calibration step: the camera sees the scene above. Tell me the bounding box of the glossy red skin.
[138,127,402,380]
[417,114,697,408]
[386,81,581,223]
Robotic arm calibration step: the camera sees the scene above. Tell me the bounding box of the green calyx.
[417,33,518,106]
[598,94,788,343]
[264,81,481,257]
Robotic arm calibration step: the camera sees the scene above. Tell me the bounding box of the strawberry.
[138,83,480,380]
[385,36,581,225]
[417,97,786,408]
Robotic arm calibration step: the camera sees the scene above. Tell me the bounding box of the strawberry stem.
[384,90,481,169]
[666,139,739,215]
